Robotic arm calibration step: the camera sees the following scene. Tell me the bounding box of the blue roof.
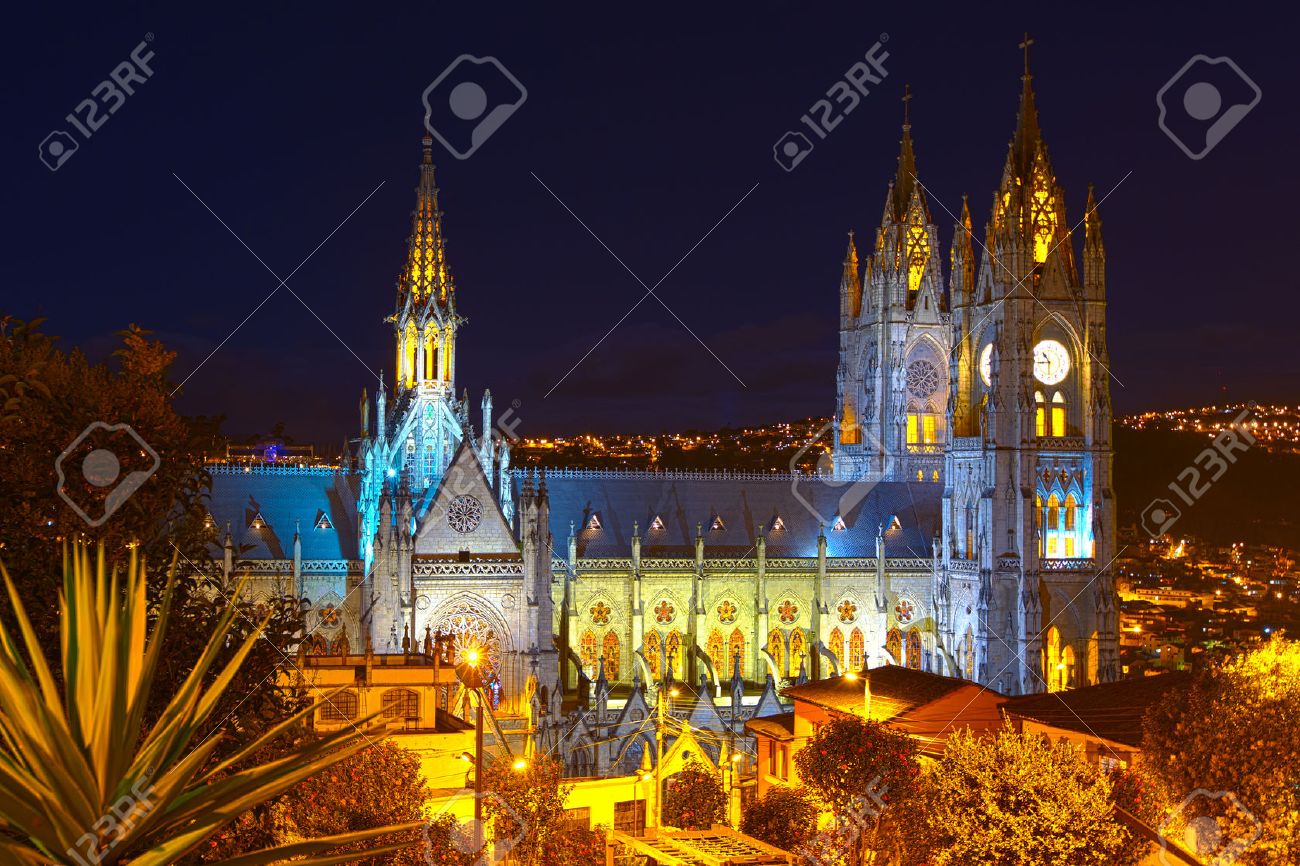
[519,473,941,559]
[206,469,360,560]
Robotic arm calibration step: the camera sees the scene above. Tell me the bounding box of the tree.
[480,755,573,866]
[0,316,304,757]
[1143,636,1300,865]
[792,714,919,863]
[542,824,606,866]
[887,726,1130,866]
[662,759,726,830]
[741,785,818,852]
[201,738,447,865]
[0,544,419,865]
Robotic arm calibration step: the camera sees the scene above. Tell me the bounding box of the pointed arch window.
[645,631,661,680]
[579,630,598,679]
[1051,391,1066,437]
[886,628,902,666]
[602,631,621,680]
[906,627,923,670]
[829,627,845,673]
[849,628,865,672]
[767,630,785,679]
[789,630,806,677]
[728,629,745,679]
[665,631,683,679]
[707,629,725,678]
[964,625,975,679]
[1035,391,1046,438]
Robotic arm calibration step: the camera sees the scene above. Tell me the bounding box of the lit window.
[315,512,333,530]
[249,512,267,530]
[648,515,665,531]
[1035,392,1046,438]
[587,514,602,531]
[710,515,725,531]
[1052,392,1066,437]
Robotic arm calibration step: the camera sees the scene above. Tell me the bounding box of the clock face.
[979,343,993,387]
[1033,339,1071,385]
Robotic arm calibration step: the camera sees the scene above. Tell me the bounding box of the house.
[1001,671,1191,771]
[745,667,1006,797]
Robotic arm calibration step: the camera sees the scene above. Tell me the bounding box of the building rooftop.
[527,473,942,559]
[1002,671,1192,748]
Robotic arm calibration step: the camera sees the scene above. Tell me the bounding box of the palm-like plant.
[0,545,421,865]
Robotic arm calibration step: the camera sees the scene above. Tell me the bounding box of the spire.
[841,230,861,319]
[1011,33,1043,180]
[888,85,925,222]
[1084,183,1104,253]
[399,134,454,311]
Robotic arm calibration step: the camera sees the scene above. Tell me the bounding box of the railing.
[952,437,984,452]
[1036,436,1087,451]
[1041,558,1096,572]
[509,467,823,482]
[207,461,346,477]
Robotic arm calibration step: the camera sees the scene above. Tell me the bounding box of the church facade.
[204,55,1118,749]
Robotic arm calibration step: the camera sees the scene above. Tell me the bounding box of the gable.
[414,440,517,555]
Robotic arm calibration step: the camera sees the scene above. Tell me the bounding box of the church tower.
[944,39,1117,695]
[835,89,950,485]
[354,135,473,645]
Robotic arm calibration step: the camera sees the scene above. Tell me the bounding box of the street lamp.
[843,668,872,719]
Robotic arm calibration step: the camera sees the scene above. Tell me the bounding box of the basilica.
[205,52,1118,766]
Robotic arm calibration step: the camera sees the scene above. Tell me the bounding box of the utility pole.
[473,692,484,849]
[654,685,665,828]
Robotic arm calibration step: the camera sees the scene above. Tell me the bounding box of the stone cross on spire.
[1019,32,1034,79]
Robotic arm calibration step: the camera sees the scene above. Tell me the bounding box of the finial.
[902,83,912,129]
[1019,32,1034,79]
[421,131,434,164]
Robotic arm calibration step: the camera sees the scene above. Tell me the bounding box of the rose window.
[717,599,737,624]
[837,599,857,623]
[590,601,611,625]
[906,360,940,399]
[654,600,675,624]
[447,495,483,534]
[895,598,916,624]
[777,600,799,624]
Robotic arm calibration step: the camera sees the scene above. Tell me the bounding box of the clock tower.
[944,39,1117,695]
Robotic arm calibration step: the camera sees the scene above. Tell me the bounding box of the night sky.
[6,3,1296,447]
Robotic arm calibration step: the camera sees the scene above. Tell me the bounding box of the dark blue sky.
[6,3,1295,446]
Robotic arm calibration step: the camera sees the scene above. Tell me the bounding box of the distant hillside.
[1114,426,1300,548]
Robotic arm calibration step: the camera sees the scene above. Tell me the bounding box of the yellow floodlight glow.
[512,759,528,771]
[465,649,480,666]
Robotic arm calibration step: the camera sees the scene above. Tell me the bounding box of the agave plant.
[0,545,421,865]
